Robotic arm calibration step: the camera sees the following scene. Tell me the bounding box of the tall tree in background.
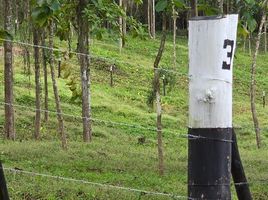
[42,32,49,122]
[190,0,198,17]
[147,0,155,38]
[150,0,168,175]
[218,0,224,14]
[77,0,92,142]
[33,26,41,140]
[250,0,268,149]
[119,0,123,52]
[122,0,127,41]
[32,0,67,149]
[172,4,177,69]
[171,0,185,69]
[153,12,167,175]
[151,0,156,38]
[49,21,67,149]
[4,0,15,140]
[264,16,267,53]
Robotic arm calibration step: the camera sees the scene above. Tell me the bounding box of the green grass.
[0,33,268,199]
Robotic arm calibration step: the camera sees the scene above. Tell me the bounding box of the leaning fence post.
[188,15,238,199]
[0,162,10,200]
[231,130,253,200]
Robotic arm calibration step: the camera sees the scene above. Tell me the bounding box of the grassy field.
[0,33,268,199]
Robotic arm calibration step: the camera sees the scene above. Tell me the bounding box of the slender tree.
[250,0,268,148]
[264,16,267,53]
[172,3,178,69]
[119,0,123,52]
[32,0,67,149]
[148,0,152,38]
[151,0,156,39]
[77,0,92,142]
[122,0,127,47]
[33,27,41,139]
[153,13,167,176]
[190,0,198,17]
[49,22,67,149]
[218,0,224,14]
[42,32,49,122]
[4,0,15,140]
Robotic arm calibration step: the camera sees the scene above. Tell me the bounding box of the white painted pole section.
[189,15,238,128]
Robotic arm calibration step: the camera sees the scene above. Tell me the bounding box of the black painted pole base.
[188,128,232,200]
[231,130,253,200]
[0,161,9,200]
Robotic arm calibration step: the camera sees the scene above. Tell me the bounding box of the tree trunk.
[190,0,198,18]
[226,0,229,14]
[42,32,49,122]
[119,0,123,52]
[25,0,32,90]
[250,0,268,149]
[4,0,15,140]
[122,0,127,47]
[264,16,267,53]
[243,37,246,53]
[218,0,224,14]
[49,22,67,149]
[147,0,153,38]
[173,5,177,69]
[77,0,92,142]
[151,0,156,39]
[249,34,252,56]
[153,13,167,176]
[33,27,41,140]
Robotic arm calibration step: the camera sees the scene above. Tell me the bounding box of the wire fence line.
[0,38,259,100]
[0,38,188,77]
[2,167,191,200]
[3,99,268,142]
[2,37,261,84]
[2,167,268,199]
[0,101,236,143]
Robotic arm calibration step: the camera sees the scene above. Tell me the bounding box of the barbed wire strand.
[2,167,191,200]
[0,39,256,100]
[0,38,188,77]
[0,101,234,143]
[2,167,268,198]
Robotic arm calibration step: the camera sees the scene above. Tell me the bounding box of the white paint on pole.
[189,15,238,128]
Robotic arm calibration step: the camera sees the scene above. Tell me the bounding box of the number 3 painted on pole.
[222,39,234,70]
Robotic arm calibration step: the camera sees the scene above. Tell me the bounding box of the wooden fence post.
[188,15,238,199]
[263,91,266,108]
[110,65,114,87]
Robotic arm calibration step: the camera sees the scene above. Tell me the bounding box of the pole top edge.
[189,15,227,21]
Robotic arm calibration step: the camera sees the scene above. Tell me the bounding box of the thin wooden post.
[188,15,238,199]
[110,65,114,87]
[263,91,266,108]
[0,162,10,200]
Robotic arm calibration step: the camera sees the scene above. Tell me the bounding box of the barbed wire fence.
[0,38,268,199]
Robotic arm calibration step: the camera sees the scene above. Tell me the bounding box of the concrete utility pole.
[188,15,238,199]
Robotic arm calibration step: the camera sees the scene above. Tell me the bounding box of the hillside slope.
[0,35,268,199]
